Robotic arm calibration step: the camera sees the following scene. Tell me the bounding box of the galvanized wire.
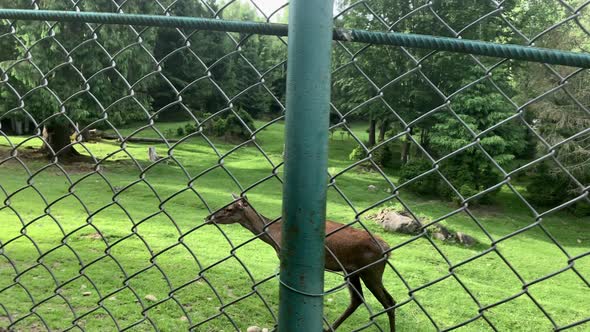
[0,0,288,331]
[326,0,590,331]
[0,0,589,332]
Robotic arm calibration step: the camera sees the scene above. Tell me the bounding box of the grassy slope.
[0,120,589,331]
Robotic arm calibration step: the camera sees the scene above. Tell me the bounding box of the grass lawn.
[0,119,589,331]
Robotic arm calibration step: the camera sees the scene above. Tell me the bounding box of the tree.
[505,1,590,211]
[150,0,232,121]
[0,0,159,158]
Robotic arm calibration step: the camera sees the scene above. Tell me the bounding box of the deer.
[205,194,396,332]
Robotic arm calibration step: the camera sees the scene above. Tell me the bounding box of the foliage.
[184,109,256,141]
[525,162,571,206]
[511,8,590,209]
[348,146,363,161]
[427,80,527,201]
[398,159,439,196]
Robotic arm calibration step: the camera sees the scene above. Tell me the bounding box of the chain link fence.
[0,0,589,331]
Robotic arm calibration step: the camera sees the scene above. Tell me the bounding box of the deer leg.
[325,275,364,332]
[360,265,396,332]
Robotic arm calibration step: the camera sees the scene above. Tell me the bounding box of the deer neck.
[241,208,281,253]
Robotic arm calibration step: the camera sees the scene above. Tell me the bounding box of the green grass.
[0,120,589,332]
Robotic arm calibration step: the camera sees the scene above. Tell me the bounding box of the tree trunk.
[420,128,429,148]
[41,123,80,158]
[368,116,377,147]
[400,133,411,165]
[15,119,23,135]
[378,119,389,142]
[10,118,23,135]
[23,118,30,134]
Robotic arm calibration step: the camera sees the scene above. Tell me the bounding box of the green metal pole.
[279,0,334,331]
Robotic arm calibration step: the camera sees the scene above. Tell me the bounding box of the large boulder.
[374,211,421,234]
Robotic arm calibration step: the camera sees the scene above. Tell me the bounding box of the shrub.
[192,109,256,141]
[572,202,590,217]
[398,158,498,205]
[525,163,571,207]
[184,123,197,135]
[216,109,255,141]
[349,146,364,161]
[398,159,439,196]
[372,142,400,170]
[525,162,588,215]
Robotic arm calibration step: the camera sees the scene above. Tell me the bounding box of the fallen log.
[100,133,181,144]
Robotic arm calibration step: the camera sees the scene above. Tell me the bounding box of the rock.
[377,211,421,234]
[144,294,158,302]
[431,232,447,241]
[262,328,269,332]
[247,327,262,332]
[455,232,476,246]
[430,224,451,240]
[180,316,188,322]
[82,291,92,296]
[368,185,377,192]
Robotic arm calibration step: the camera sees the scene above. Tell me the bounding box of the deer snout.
[204,214,215,224]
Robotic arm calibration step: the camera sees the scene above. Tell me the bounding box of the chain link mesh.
[0,0,589,331]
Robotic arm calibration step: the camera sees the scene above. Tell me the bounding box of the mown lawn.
[0,119,589,331]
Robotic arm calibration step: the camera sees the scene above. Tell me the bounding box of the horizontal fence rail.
[1,9,590,68]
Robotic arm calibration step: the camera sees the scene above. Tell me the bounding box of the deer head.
[205,193,250,224]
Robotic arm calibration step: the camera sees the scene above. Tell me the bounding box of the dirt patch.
[0,315,11,331]
[471,203,504,217]
[0,146,126,174]
[81,233,104,240]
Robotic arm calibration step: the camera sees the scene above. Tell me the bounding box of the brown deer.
[205,194,396,331]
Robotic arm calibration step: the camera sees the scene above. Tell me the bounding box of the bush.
[525,162,589,216]
[190,109,256,141]
[525,163,571,207]
[398,158,499,205]
[184,123,197,135]
[215,109,255,141]
[398,159,439,196]
[372,142,400,170]
[572,202,590,217]
[349,146,364,161]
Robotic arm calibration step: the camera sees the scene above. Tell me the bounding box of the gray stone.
[247,327,262,332]
[376,211,421,234]
[456,232,476,246]
[431,224,451,240]
[431,232,447,241]
[368,185,378,192]
[144,294,158,302]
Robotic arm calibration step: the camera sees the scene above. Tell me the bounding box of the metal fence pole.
[278,0,335,330]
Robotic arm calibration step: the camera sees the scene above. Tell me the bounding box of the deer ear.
[236,197,250,209]
[231,193,240,200]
